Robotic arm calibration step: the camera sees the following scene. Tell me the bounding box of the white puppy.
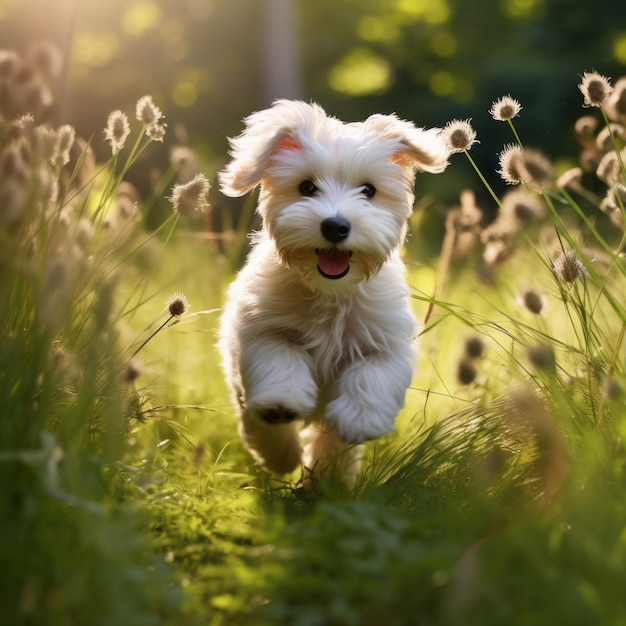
[218,100,449,486]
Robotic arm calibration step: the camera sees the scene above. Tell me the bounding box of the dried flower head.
[116,181,142,223]
[146,121,167,142]
[556,167,583,191]
[443,119,478,153]
[596,150,622,186]
[136,95,163,126]
[600,183,626,229]
[170,145,199,183]
[464,335,485,359]
[579,71,613,108]
[75,218,95,250]
[517,148,555,191]
[497,144,524,185]
[606,77,626,122]
[0,50,19,78]
[123,360,141,385]
[602,376,623,402]
[489,95,522,121]
[166,292,189,317]
[27,40,62,77]
[104,110,130,155]
[457,358,477,385]
[168,172,211,218]
[501,187,545,224]
[527,344,556,372]
[518,287,546,315]
[133,94,166,141]
[56,124,75,167]
[553,250,587,283]
[34,125,59,161]
[574,115,599,138]
[596,124,626,152]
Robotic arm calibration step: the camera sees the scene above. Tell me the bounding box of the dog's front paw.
[325,397,396,444]
[259,405,299,424]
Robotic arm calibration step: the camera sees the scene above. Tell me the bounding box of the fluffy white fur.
[218,100,450,485]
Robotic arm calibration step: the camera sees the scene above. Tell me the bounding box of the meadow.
[2,45,626,626]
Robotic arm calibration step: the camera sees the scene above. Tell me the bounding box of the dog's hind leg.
[302,423,364,491]
[239,409,303,474]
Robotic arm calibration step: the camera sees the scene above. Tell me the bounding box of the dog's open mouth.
[315,248,352,279]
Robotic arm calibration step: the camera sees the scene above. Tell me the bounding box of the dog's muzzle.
[317,217,352,279]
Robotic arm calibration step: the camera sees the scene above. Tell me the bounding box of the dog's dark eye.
[361,183,376,198]
[299,180,318,197]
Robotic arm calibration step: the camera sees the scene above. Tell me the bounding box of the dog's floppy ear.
[364,114,450,174]
[219,100,322,197]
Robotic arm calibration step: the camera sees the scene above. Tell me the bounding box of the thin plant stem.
[507,119,524,148]
[130,314,174,359]
[463,149,503,209]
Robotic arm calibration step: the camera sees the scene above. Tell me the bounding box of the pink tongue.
[317,249,351,277]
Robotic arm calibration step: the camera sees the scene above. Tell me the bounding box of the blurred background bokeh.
[2,0,626,231]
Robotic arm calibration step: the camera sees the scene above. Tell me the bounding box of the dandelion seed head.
[579,71,613,108]
[168,172,211,218]
[104,110,130,155]
[166,291,189,317]
[489,95,522,121]
[443,119,478,153]
[553,250,587,283]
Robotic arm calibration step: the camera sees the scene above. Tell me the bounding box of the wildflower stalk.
[546,195,626,325]
[558,187,626,278]
[130,314,175,359]
[598,107,626,222]
[90,128,148,224]
[507,119,524,148]
[463,150,503,209]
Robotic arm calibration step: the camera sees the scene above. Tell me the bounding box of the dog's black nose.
[321,217,350,243]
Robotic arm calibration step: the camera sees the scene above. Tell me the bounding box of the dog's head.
[220,100,450,294]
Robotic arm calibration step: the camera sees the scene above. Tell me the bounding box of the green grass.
[2,62,626,626]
